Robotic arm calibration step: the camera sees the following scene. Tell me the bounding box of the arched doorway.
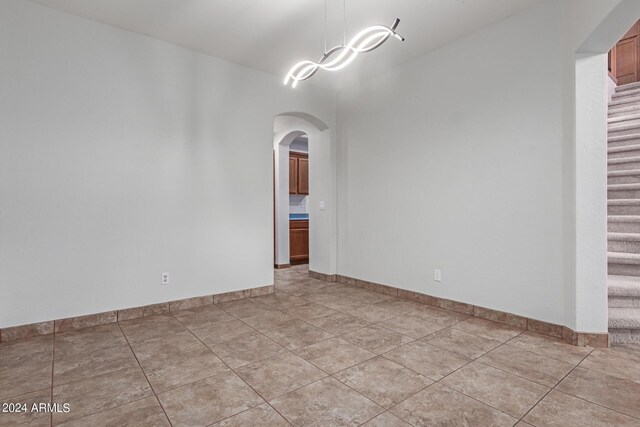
[273,113,336,277]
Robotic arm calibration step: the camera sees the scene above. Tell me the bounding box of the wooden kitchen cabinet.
[289,220,309,264]
[289,152,308,195]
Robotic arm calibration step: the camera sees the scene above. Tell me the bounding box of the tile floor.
[2,264,640,426]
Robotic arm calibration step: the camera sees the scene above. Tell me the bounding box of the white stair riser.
[609,329,640,344]
[609,222,640,233]
[608,296,640,308]
[609,240,640,253]
[608,149,640,159]
[609,161,640,171]
[608,263,640,276]
[609,189,640,199]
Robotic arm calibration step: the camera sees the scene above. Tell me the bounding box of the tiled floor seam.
[173,303,397,426]
[50,331,55,427]
[384,340,519,422]
[515,344,640,424]
[116,322,174,427]
[171,314,295,426]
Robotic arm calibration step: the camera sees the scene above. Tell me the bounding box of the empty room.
[2,0,640,426]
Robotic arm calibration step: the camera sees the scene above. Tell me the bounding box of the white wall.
[0,0,335,328]
[336,0,624,331]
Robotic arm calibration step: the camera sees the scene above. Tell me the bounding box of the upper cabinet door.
[613,20,640,85]
[297,157,309,195]
[289,157,298,194]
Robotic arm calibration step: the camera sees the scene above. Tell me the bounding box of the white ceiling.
[28,0,541,89]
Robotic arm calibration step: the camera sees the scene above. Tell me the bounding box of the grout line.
[50,332,55,427]
[171,315,295,427]
[116,322,174,427]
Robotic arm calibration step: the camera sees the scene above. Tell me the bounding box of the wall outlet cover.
[161,272,170,285]
[434,269,442,282]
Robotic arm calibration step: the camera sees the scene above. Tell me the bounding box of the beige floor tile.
[0,335,53,369]
[54,343,138,386]
[302,293,367,312]
[382,340,470,380]
[440,362,549,418]
[524,390,639,427]
[236,352,327,400]
[172,305,234,330]
[294,337,376,374]
[378,315,445,339]
[52,366,153,424]
[270,377,384,426]
[263,320,334,350]
[349,305,402,323]
[555,367,640,419]
[341,325,414,354]
[253,293,308,310]
[0,361,52,401]
[424,327,503,359]
[54,324,127,359]
[390,383,517,427]
[191,319,257,346]
[578,345,640,384]
[507,332,592,364]
[451,317,524,342]
[158,370,264,426]
[360,412,411,427]
[0,389,51,427]
[373,298,428,314]
[240,310,296,332]
[211,334,286,368]
[128,330,203,361]
[410,305,470,326]
[119,315,187,343]
[283,302,338,321]
[212,404,289,426]
[140,347,230,393]
[217,300,274,319]
[479,344,574,387]
[57,396,170,427]
[333,357,432,409]
[305,312,369,335]
[341,290,394,305]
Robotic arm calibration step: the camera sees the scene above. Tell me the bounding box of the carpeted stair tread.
[608,232,640,242]
[609,307,640,329]
[608,252,640,265]
[616,81,640,92]
[609,199,640,206]
[608,275,640,297]
[608,144,640,153]
[608,156,640,165]
[609,170,640,177]
[608,114,640,124]
[609,215,640,222]
[608,132,640,143]
[609,183,640,191]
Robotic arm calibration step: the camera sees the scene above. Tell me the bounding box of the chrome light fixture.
[284,1,404,88]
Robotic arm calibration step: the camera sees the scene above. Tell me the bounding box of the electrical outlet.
[434,269,442,282]
[161,272,170,285]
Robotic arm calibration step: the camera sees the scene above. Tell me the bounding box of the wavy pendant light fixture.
[284,1,404,88]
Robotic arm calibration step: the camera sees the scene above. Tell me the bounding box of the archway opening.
[273,113,335,277]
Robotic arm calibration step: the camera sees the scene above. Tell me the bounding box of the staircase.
[608,81,640,344]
